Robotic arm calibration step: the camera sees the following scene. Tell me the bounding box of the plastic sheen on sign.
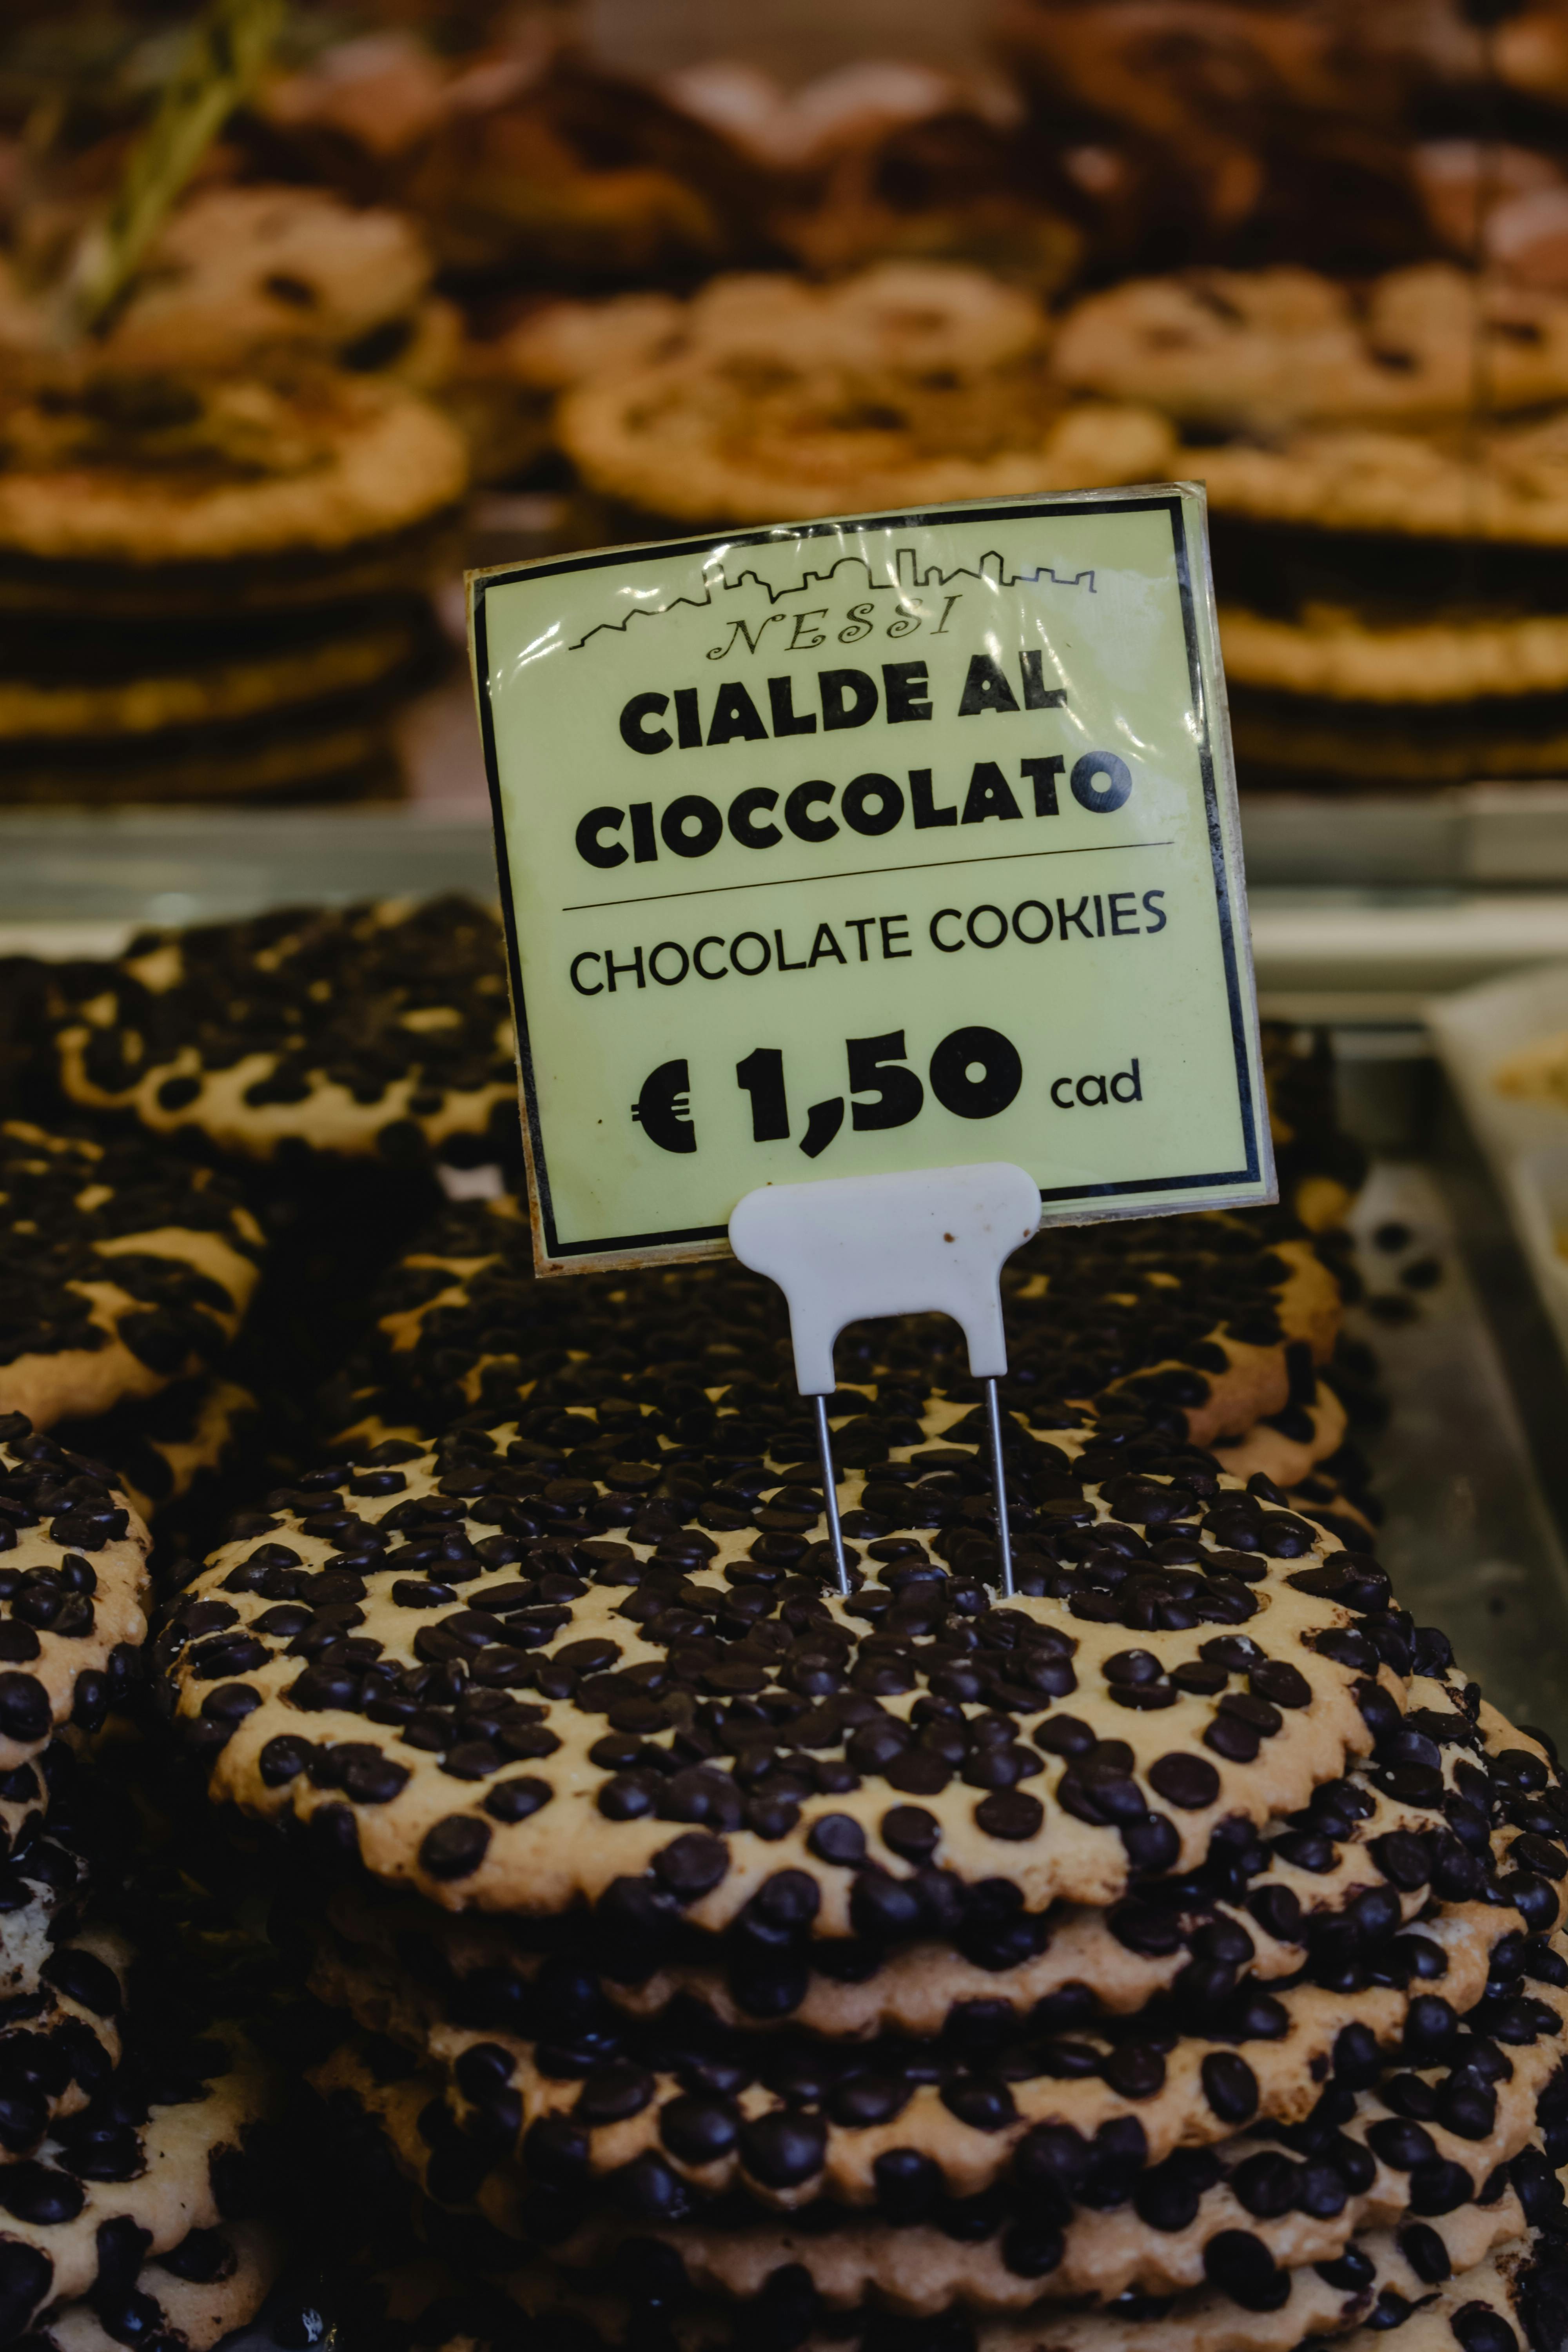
[469,485,1276,1276]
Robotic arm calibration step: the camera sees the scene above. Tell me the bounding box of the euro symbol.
[632,1059,696,1154]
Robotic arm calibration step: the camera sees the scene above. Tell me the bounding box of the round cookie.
[1332,2223,1568,2352]
[564,266,1051,384]
[0,1419,151,1773]
[312,1982,1568,2310]
[0,1122,263,1430]
[0,2017,278,2339]
[1197,413,1568,549]
[1210,1390,1349,1494]
[0,606,432,742]
[559,357,1173,529]
[1002,1212,1343,1448]
[312,1876,1524,2215]
[1199,501,1568,793]
[1225,690,1568,793]
[874,2185,1551,2352]
[54,1381,258,1530]
[25,2217,283,2352]
[159,1395,1419,1923]
[0,514,463,623]
[0,1921,131,2154]
[0,715,406,808]
[1053,265,1568,436]
[310,1723,1463,2046]
[0,367,466,575]
[302,1674,1544,2222]
[554,261,1170,528]
[319,2179,1550,2352]
[100,186,435,379]
[1220,604,1568,708]
[322,1193,1345,1461]
[51,898,517,1167]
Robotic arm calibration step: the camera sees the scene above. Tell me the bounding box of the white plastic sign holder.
[730,1162,1041,1596]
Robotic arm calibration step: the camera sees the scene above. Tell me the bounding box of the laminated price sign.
[470,485,1274,1275]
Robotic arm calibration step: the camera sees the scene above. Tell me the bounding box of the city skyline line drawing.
[569,543,1098,653]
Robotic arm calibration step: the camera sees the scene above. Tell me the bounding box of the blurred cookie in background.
[0,357,466,802]
[1414,140,1568,294]
[995,0,1437,278]
[0,595,445,806]
[1203,411,1568,789]
[7,181,455,386]
[1042,252,1568,792]
[1054,261,1568,436]
[661,57,1081,290]
[553,260,1173,530]
[250,27,776,292]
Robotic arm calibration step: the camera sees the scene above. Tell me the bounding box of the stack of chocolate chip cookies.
[152,1173,1568,2352]
[0,1114,267,1558]
[0,177,471,806]
[0,898,524,1549]
[0,360,465,806]
[44,895,517,1178]
[1052,263,1568,793]
[0,1415,285,2348]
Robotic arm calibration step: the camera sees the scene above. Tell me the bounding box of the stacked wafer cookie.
[42,897,517,1174]
[0,1417,285,2348]
[0,1105,268,1568]
[0,178,468,808]
[0,898,521,1543]
[152,1194,1568,2352]
[319,1189,1372,1526]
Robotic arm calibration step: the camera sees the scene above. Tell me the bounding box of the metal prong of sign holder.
[729,1163,1041,1600]
[811,1396,851,1592]
[983,1377,1016,1598]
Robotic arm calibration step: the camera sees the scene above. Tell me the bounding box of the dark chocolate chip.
[1448,2309,1519,2352]
[484,1777,552,1824]
[1148,1752,1220,1809]
[0,1673,49,1745]
[940,2080,1017,2132]
[653,1832,730,1900]
[1201,2230,1289,2312]
[880,1805,941,1862]
[807,1815,866,1867]
[740,2110,827,2187]
[974,1789,1044,1840]
[419,1816,492,1882]
[1100,2044,1166,2100]
[1200,2051,1258,2125]
[660,2096,739,2164]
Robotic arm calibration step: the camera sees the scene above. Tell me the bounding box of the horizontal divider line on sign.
[562,836,1174,915]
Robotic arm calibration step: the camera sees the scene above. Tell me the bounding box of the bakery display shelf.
[1242,784,1568,887]
[0,806,501,934]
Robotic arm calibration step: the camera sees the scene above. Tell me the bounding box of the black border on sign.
[472,493,1265,1265]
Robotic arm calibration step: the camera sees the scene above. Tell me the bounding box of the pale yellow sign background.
[470,487,1273,1270]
